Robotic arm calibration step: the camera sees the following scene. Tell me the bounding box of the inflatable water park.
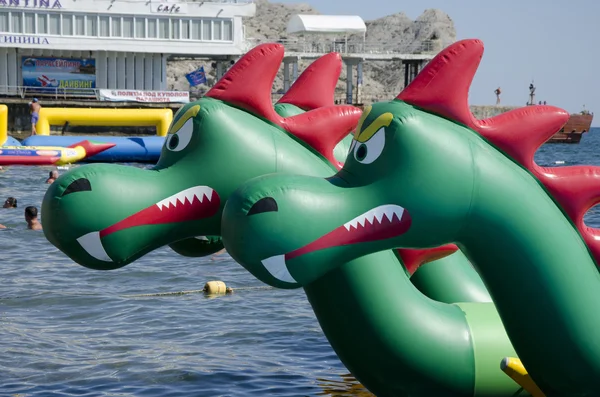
[0,103,172,164]
[37,40,600,396]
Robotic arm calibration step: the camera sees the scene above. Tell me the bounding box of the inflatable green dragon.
[222,39,600,396]
[42,44,507,396]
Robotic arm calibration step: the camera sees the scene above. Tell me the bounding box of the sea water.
[0,128,599,396]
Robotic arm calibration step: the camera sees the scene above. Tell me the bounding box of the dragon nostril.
[247,197,278,216]
[62,178,92,196]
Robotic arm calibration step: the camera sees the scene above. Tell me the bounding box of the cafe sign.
[151,2,188,14]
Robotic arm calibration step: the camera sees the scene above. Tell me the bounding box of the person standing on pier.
[29,98,41,136]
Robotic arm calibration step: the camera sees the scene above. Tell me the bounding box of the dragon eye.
[354,128,385,164]
[165,118,193,152]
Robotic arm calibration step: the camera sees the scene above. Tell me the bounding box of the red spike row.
[277,52,343,111]
[397,244,459,275]
[281,105,362,168]
[533,165,600,265]
[206,43,360,164]
[395,37,600,267]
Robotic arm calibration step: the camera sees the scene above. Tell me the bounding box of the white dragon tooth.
[77,232,113,262]
[357,216,366,228]
[373,209,385,224]
[262,255,297,284]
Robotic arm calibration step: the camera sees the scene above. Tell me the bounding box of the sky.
[275,0,600,125]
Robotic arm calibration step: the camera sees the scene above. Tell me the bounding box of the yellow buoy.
[203,280,232,295]
[500,357,546,397]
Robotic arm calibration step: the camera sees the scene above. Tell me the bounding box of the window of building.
[75,15,84,36]
[223,19,232,41]
[24,12,34,34]
[212,20,222,40]
[37,14,47,34]
[86,15,97,36]
[111,16,122,37]
[0,11,8,33]
[158,18,169,39]
[49,13,60,35]
[122,17,133,38]
[11,12,22,33]
[134,17,145,38]
[171,19,180,39]
[62,14,73,35]
[99,16,109,37]
[147,18,157,38]
[181,19,190,39]
[202,20,211,41]
[191,19,200,40]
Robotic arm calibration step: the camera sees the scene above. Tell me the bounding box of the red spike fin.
[277,52,342,111]
[280,105,362,168]
[533,166,600,266]
[397,39,483,128]
[397,245,459,275]
[205,43,284,125]
[475,106,569,168]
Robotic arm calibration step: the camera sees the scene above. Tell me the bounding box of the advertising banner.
[98,89,190,104]
[22,57,96,92]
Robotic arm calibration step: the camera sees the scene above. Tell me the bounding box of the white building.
[0,0,255,95]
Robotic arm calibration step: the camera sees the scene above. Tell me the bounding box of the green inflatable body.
[42,43,504,396]
[222,39,600,396]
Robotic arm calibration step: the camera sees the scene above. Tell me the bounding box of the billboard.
[22,57,96,92]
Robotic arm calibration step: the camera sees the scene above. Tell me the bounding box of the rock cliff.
[166,0,456,103]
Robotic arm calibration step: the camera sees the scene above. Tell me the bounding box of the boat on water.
[525,83,594,143]
[546,109,594,143]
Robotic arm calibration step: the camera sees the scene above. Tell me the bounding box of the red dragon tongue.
[277,52,343,111]
[99,187,220,238]
[285,205,411,261]
[396,245,459,276]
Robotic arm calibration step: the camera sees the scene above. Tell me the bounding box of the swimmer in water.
[3,197,17,208]
[46,170,59,184]
[25,206,42,230]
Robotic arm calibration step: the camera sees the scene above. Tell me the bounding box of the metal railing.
[244,38,439,55]
[0,85,401,106]
[0,85,98,100]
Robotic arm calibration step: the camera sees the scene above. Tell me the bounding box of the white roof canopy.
[287,15,367,35]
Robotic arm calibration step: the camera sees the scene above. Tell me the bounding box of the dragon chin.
[76,185,221,263]
[261,204,411,284]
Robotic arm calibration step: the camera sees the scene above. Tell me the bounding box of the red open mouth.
[76,186,220,263]
[260,204,411,285]
[100,186,220,237]
[285,204,411,260]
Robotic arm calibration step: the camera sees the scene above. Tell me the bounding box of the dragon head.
[222,39,571,288]
[42,43,362,270]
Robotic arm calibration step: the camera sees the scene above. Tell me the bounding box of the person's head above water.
[46,170,59,184]
[25,206,42,230]
[3,197,17,208]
